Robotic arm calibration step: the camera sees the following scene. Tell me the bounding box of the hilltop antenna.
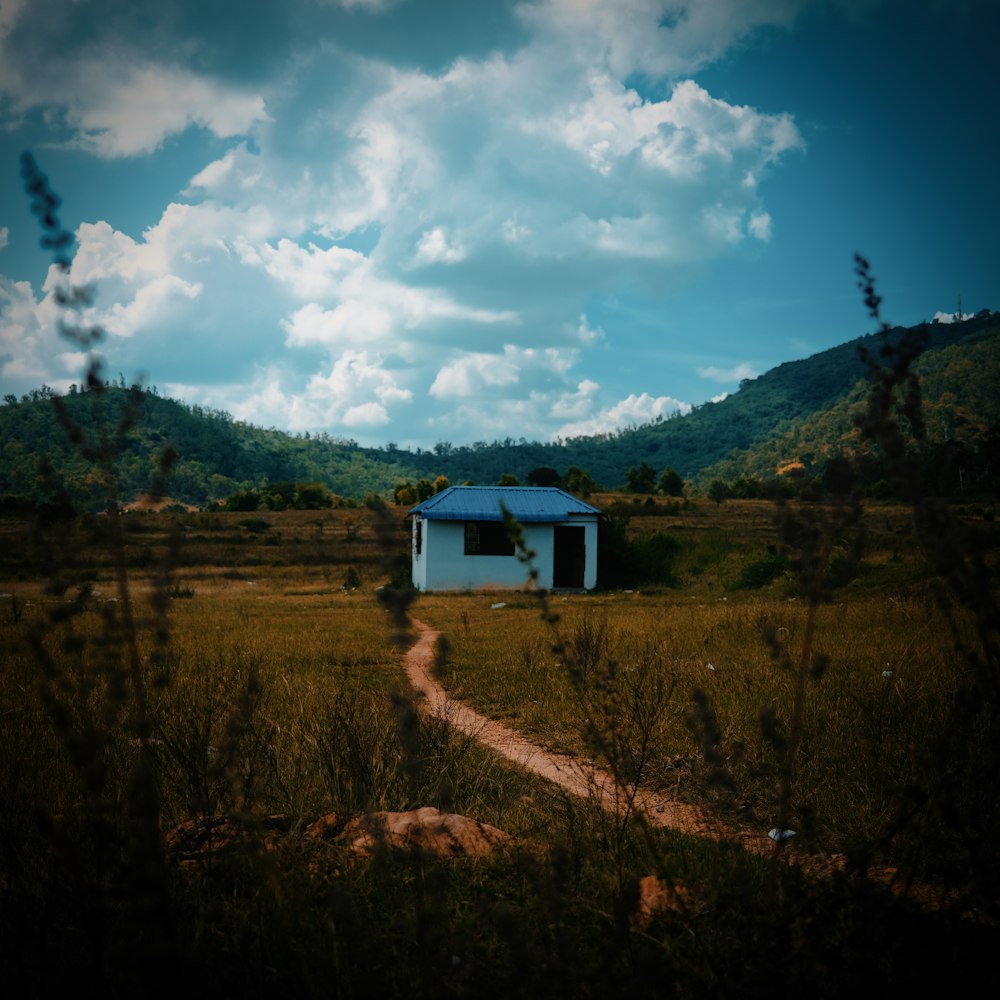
[956,295,964,322]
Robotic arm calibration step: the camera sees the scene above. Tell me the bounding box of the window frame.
[463,520,515,556]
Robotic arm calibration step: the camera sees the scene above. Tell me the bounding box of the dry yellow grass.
[416,588,980,853]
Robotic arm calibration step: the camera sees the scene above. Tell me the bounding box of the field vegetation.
[2,486,998,996]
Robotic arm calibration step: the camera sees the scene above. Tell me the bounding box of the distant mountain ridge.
[694,317,1000,493]
[1,311,997,509]
[406,309,1000,489]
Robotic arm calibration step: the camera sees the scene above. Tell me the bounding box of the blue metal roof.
[410,486,601,522]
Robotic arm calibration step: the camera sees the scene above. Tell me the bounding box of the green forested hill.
[2,311,997,509]
[420,311,1000,490]
[0,386,424,509]
[692,322,1000,494]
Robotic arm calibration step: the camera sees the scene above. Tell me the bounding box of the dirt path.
[404,618,726,842]
[404,620,933,893]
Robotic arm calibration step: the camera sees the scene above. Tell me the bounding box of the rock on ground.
[336,806,512,859]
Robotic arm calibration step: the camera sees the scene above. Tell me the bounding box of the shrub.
[731,550,787,590]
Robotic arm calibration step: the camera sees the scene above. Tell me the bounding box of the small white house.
[409,485,602,592]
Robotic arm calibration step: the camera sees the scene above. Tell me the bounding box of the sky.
[1,0,997,450]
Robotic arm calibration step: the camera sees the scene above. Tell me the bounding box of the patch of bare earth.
[125,494,198,512]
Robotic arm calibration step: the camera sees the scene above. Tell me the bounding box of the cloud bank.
[1,0,808,447]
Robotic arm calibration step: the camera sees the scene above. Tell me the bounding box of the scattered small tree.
[393,481,417,506]
[526,466,561,488]
[625,462,656,494]
[565,465,596,498]
[225,489,261,511]
[707,479,730,503]
[658,466,684,497]
[295,482,333,508]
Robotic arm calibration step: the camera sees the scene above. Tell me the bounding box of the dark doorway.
[553,525,586,589]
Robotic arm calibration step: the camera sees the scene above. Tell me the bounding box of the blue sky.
[1,0,997,449]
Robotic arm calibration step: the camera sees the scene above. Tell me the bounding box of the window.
[464,520,514,556]
[414,518,422,555]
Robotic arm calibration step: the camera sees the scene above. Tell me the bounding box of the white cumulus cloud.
[101,275,203,338]
[698,361,759,382]
[69,62,268,157]
[518,0,806,80]
[556,390,691,439]
[415,227,466,265]
[429,351,521,399]
[551,378,600,419]
[748,210,772,241]
[0,0,817,446]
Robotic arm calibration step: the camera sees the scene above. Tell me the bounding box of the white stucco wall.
[411,515,598,592]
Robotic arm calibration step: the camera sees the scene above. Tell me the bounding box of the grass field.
[421,589,978,852]
[1,496,998,996]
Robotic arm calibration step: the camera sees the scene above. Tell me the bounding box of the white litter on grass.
[491,602,507,609]
[882,670,894,678]
[768,828,796,842]
[706,663,717,671]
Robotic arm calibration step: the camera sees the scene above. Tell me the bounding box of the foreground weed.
[500,506,683,907]
[847,257,1000,909]
[14,154,181,993]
